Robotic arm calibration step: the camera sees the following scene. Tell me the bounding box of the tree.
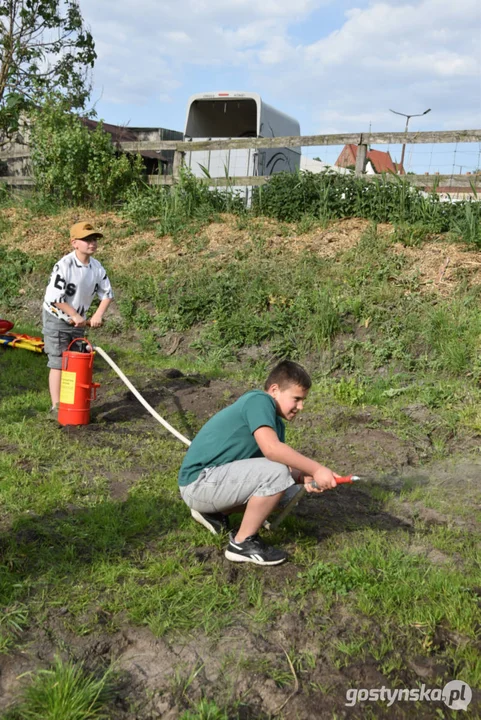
[0,0,96,136]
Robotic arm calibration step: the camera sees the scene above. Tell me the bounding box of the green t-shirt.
[178,390,285,487]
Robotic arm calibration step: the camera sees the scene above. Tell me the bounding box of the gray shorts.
[179,457,296,514]
[42,309,85,369]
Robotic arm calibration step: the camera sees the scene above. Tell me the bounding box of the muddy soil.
[92,366,241,428]
[1,368,480,719]
[3,612,470,720]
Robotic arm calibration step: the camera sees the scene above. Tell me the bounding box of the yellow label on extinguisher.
[60,371,76,404]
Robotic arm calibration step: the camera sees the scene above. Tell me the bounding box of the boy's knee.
[268,461,292,482]
[254,460,294,497]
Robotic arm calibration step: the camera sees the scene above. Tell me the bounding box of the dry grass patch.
[393,241,481,296]
[4,206,481,300]
[0,207,125,257]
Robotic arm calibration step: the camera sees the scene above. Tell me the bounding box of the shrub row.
[253,171,481,246]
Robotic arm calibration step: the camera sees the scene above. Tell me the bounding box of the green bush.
[29,96,144,207]
[121,168,245,231]
[252,171,481,245]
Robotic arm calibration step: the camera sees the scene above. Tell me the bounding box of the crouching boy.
[178,361,340,565]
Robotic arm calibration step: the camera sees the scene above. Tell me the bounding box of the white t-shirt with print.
[43,251,114,321]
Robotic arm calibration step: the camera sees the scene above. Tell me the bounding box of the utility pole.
[389,108,431,173]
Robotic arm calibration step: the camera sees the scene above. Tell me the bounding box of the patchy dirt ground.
[1,365,480,719]
[3,606,472,720]
[2,207,481,718]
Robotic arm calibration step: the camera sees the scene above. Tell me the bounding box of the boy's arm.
[52,302,86,327]
[253,425,339,492]
[89,298,112,328]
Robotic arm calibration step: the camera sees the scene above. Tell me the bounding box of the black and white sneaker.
[224,533,287,565]
[191,509,230,535]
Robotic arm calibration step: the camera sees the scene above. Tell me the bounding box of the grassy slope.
[0,206,480,719]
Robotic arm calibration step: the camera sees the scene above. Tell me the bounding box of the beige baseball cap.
[70,221,103,240]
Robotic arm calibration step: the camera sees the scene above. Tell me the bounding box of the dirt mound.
[393,241,481,296]
[1,206,125,257]
[4,206,481,298]
[3,207,481,298]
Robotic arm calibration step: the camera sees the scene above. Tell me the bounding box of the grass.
[1,199,481,717]
[3,656,114,720]
[179,699,229,720]
[2,343,478,711]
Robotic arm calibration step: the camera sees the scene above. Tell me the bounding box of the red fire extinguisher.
[58,338,100,426]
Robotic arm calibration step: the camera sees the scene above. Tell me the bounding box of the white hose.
[93,345,192,447]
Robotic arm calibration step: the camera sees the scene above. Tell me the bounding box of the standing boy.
[179,361,340,565]
[42,221,114,414]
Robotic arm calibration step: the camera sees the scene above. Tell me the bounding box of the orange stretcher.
[0,319,44,353]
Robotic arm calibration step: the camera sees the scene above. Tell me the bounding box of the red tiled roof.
[342,144,358,164]
[336,144,404,174]
[367,148,397,174]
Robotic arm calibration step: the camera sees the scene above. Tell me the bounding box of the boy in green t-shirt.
[179,361,340,566]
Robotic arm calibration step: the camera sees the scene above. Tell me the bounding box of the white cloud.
[80,0,326,103]
[304,0,479,78]
[165,32,191,44]
[255,0,481,133]
[79,0,480,140]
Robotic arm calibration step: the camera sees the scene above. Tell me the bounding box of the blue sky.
[79,0,481,173]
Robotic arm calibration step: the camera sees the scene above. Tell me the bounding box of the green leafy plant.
[122,167,244,233]
[252,171,481,244]
[29,96,144,206]
[298,561,360,596]
[333,377,366,406]
[180,699,229,720]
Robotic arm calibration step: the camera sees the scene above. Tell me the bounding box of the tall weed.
[122,169,244,232]
[451,202,481,247]
[252,171,481,245]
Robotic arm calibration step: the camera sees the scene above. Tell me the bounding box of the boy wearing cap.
[42,221,114,414]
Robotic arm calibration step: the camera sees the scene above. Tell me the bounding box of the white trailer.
[184,92,300,196]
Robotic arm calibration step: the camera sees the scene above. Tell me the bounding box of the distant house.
[334,144,479,198]
[335,144,404,175]
[300,156,351,175]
